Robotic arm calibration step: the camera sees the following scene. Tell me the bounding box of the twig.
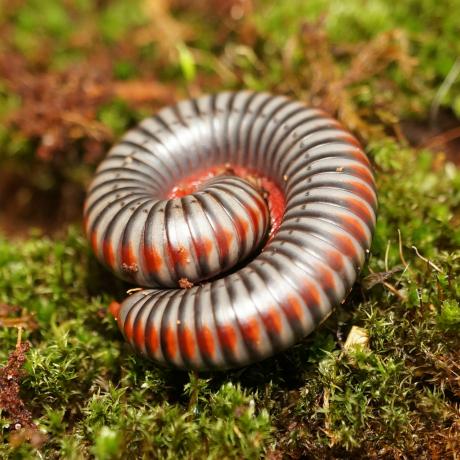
[396,263,411,287]
[366,266,407,301]
[382,280,407,301]
[397,229,409,269]
[384,240,390,273]
[422,126,460,149]
[412,246,443,273]
[16,326,23,348]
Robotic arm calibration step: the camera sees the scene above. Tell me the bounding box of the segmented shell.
[84,91,377,371]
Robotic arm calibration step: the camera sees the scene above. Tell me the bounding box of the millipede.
[84,91,377,371]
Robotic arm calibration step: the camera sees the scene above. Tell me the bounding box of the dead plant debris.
[0,341,35,429]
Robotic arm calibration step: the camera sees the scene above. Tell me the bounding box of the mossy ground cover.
[0,1,459,458]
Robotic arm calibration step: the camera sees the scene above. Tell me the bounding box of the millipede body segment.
[84,91,377,371]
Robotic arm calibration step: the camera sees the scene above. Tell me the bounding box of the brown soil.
[400,109,460,165]
[0,167,85,238]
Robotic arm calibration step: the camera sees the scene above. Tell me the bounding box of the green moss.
[2,136,460,457]
[437,300,460,332]
[99,0,146,43]
[0,230,273,458]
[255,0,460,114]
[1,0,460,458]
[98,100,137,137]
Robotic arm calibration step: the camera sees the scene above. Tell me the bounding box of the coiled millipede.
[84,91,377,371]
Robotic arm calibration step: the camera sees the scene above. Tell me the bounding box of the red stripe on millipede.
[217,324,237,351]
[244,206,260,237]
[167,244,190,267]
[318,267,335,291]
[179,327,196,360]
[240,318,260,345]
[348,180,376,207]
[302,282,321,308]
[143,246,162,272]
[148,327,159,354]
[197,326,215,358]
[122,244,136,265]
[327,249,345,272]
[238,218,250,240]
[164,326,177,358]
[262,307,282,334]
[133,320,144,350]
[103,240,116,268]
[213,226,230,263]
[91,231,98,253]
[194,237,214,259]
[340,214,368,245]
[285,295,303,320]
[334,233,357,259]
[349,164,375,185]
[345,197,374,225]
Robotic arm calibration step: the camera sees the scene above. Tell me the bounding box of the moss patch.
[0,0,459,458]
